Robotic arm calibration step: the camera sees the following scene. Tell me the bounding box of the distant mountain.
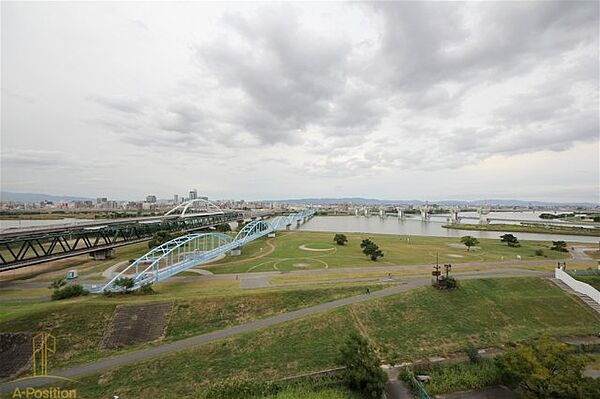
[268,197,599,207]
[0,191,92,202]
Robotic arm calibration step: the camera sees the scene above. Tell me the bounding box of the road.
[0,268,549,393]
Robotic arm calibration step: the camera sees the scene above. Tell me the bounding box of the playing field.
[204,231,570,274]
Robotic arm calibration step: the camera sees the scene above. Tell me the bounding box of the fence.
[555,267,600,305]
[406,373,431,399]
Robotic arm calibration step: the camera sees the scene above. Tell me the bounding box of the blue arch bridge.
[89,208,315,293]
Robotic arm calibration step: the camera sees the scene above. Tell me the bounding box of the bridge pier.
[231,247,242,256]
[90,249,115,261]
[268,232,276,238]
[286,224,291,230]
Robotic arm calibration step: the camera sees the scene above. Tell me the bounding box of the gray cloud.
[3,2,597,201]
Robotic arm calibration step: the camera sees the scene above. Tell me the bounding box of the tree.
[339,333,387,398]
[500,234,520,247]
[148,230,175,249]
[216,223,232,232]
[334,233,348,246]
[496,338,598,398]
[369,248,384,261]
[460,236,479,251]
[360,239,374,252]
[551,241,568,252]
[361,239,384,261]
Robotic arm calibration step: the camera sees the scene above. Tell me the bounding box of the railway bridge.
[0,199,270,271]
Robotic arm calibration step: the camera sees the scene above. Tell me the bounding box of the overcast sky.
[1,1,598,202]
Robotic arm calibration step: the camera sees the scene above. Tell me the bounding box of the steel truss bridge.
[0,199,245,271]
[91,208,315,293]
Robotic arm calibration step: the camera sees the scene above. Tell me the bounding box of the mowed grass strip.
[351,277,600,360]
[205,231,571,274]
[45,277,600,399]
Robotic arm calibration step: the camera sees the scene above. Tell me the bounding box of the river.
[298,215,600,244]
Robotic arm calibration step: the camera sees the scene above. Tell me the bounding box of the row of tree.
[460,234,568,253]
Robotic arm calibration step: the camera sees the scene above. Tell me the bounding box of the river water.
[0,218,93,231]
[298,215,600,244]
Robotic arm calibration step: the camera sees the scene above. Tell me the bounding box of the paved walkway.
[0,269,548,393]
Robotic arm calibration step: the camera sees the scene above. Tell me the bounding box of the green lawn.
[204,231,570,274]
[46,277,600,398]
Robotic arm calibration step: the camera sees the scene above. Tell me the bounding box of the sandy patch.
[298,244,335,252]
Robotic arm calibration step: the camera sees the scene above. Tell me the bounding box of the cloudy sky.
[1,1,598,202]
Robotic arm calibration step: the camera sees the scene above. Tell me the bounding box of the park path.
[0,268,550,394]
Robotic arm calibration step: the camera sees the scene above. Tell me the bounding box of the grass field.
[43,277,600,398]
[204,231,570,274]
[352,278,600,362]
[444,223,600,237]
[0,281,387,372]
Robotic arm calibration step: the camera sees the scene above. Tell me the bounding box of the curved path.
[0,268,550,393]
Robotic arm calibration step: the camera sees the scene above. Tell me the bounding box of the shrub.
[339,333,387,398]
[534,249,544,256]
[465,346,480,364]
[114,277,135,291]
[551,241,568,252]
[51,284,89,300]
[425,358,503,395]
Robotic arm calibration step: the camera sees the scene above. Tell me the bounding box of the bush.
[534,249,544,256]
[114,277,135,291]
[465,346,480,364]
[339,333,387,398]
[425,358,503,395]
[551,241,568,252]
[51,284,89,300]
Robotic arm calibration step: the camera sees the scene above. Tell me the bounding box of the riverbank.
[443,223,600,237]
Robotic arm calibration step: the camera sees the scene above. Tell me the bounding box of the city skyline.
[2,2,599,203]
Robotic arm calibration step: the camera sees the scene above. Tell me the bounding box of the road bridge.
[91,208,315,293]
[0,199,255,271]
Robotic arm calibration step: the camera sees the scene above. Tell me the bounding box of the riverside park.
[1,226,600,399]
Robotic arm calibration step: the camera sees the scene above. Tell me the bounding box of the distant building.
[189,189,198,200]
[146,195,157,203]
[96,197,107,204]
[173,194,179,204]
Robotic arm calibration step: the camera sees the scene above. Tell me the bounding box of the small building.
[66,270,78,279]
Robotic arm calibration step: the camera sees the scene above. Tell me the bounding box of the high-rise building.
[173,194,179,204]
[146,195,157,203]
[96,197,107,204]
[189,189,198,200]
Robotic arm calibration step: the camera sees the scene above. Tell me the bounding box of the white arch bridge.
[89,208,315,293]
